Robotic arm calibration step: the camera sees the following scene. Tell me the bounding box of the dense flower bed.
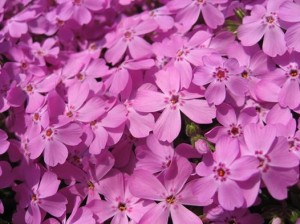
[1,0,300,223]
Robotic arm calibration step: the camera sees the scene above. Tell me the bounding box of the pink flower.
[237,1,288,57]
[5,9,36,38]
[157,31,213,88]
[167,0,225,31]
[43,196,95,224]
[0,129,10,154]
[31,38,60,65]
[206,103,258,143]
[242,123,299,200]
[129,157,210,224]
[135,134,175,174]
[56,0,105,25]
[193,54,247,105]
[56,150,115,204]
[274,52,300,109]
[123,99,155,138]
[14,166,67,224]
[194,137,259,210]
[27,122,83,166]
[87,103,127,154]
[133,67,215,142]
[62,82,108,123]
[105,17,157,64]
[204,205,264,224]
[88,169,154,223]
[102,58,154,95]
[278,1,300,52]
[142,6,174,31]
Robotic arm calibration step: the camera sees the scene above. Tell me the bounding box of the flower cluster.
[1,0,300,223]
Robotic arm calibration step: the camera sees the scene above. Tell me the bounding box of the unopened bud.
[271,217,282,224]
[195,139,209,154]
[185,123,199,137]
[234,8,246,20]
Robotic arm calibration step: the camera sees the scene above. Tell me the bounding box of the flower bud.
[195,139,209,154]
[185,122,199,137]
[271,217,282,224]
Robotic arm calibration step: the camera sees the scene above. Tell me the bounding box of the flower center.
[177,50,184,57]
[118,202,127,212]
[170,95,179,104]
[231,127,239,135]
[73,0,81,5]
[290,69,298,77]
[266,16,275,24]
[213,162,230,181]
[66,111,73,117]
[217,168,225,177]
[26,84,33,92]
[56,18,65,26]
[227,219,238,224]
[87,181,94,190]
[216,70,225,79]
[124,31,133,41]
[77,73,85,80]
[45,128,53,137]
[227,124,242,137]
[214,68,228,81]
[90,120,97,126]
[264,13,278,27]
[33,113,40,121]
[196,0,205,4]
[71,155,81,165]
[21,62,28,70]
[166,195,176,204]
[241,70,248,78]
[255,150,270,172]
[31,194,38,202]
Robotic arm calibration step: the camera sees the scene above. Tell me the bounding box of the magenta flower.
[27,122,83,166]
[133,67,215,142]
[194,137,259,211]
[56,0,105,25]
[142,6,174,31]
[63,58,108,89]
[237,1,288,57]
[206,103,258,143]
[105,17,157,64]
[31,38,60,65]
[14,166,67,224]
[43,196,95,224]
[123,99,155,138]
[88,169,155,223]
[204,205,264,224]
[62,82,108,123]
[193,54,247,105]
[129,157,210,224]
[0,129,10,154]
[157,31,213,88]
[5,9,36,38]
[56,150,115,204]
[5,47,45,78]
[135,134,175,174]
[227,43,275,100]
[273,52,300,109]
[242,123,299,199]
[167,0,225,31]
[87,103,127,154]
[278,1,300,52]
[0,161,13,191]
[102,58,154,95]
